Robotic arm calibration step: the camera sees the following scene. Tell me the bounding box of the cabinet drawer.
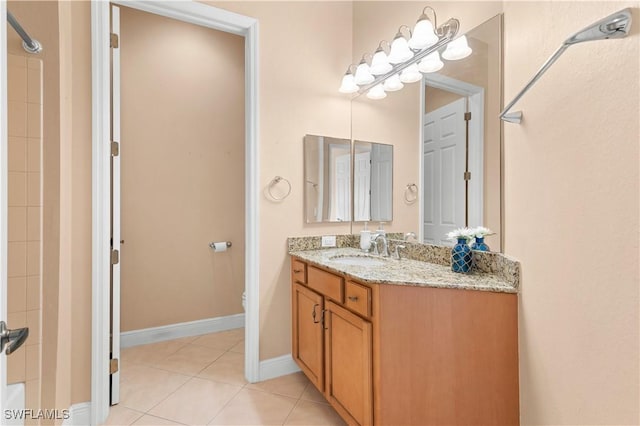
[307,266,343,302]
[345,281,371,318]
[292,260,307,284]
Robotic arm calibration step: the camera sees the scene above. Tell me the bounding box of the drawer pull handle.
[348,295,359,302]
[312,304,320,323]
[293,269,303,273]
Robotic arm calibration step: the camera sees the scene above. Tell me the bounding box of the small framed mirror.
[304,134,352,223]
[353,141,393,222]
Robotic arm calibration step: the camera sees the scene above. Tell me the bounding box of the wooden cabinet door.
[292,282,324,391]
[325,300,373,426]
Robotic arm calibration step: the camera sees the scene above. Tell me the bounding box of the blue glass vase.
[471,236,490,252]
[451,237,473,273]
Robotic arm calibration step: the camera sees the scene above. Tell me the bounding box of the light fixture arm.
[357,18,460,94]
[421,6,439,32]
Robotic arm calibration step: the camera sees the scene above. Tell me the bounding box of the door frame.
[0,2,8,412]
[91,2,259,424]
[419,73,484,242]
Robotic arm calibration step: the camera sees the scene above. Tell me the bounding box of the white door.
[110,4,121,406]
[331,151,351,222]
[353,151,371,221]
[423,97,466,245]
[370,144,392,221]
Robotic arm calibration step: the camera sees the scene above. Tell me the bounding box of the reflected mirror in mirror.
[304,134,352,223]
[353,141,393,222]
[422,14,502,250]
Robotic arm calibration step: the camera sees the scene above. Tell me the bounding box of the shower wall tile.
[26,276,41,311]
[8,101,27,137]
[27,172,40,206]
[8,206,27,242]
[27,206,41,241]
[7,345,26,383]
[26,103,41,138]
[7,241,27,278]
[25,344,40,381]
[26,241,40,277]
[8,64,27,102]
[8,137,27,171]
[8,54,26,68]
[7,277,27,314]
[27,66,42,104]
[26,310,40,346]
[8,171,27,206]
[27,138,41,172]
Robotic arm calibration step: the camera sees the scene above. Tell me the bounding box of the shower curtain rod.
[6,10,42,54]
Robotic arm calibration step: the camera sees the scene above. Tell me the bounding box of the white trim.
[121,314,245,348]
[258,354,301,382]
[92,2,260,424]
[62,402,92,426]
[421,74,485,236]
[0,2,8,413]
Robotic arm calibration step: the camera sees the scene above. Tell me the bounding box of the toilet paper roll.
[213,242,228,252]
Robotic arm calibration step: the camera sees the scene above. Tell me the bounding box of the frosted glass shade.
[383,74,404,92]
[442,35,472,60]
[366,84,387,100]
[399,64,422,83]
[338,73,359,94]
[408,18,438,50]
[388,36,414,64]
[370,50,392,75]
[418,51,444,73]
[354,62,375,85]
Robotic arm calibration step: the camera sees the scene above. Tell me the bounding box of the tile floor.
[102,328,345,425]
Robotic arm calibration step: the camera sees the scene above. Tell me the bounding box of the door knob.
[0,321,29,355]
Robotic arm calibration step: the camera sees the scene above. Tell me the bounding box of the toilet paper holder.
[209,241,232,250]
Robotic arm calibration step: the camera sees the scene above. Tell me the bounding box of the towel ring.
[404,183,418,203]
[268,176,291,201]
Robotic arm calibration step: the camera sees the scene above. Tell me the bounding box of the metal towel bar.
[500,8,632,124]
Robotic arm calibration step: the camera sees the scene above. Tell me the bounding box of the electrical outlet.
[321,235,337,247]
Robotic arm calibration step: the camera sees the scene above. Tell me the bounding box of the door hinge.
[464,171,471,181]
[111,249,119,265]
[111,141,119,157]
[110,33,119,49]
[464,112,472,121]
[110,358,119,374]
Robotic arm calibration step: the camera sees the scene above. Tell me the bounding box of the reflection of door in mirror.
[353,141,393,223]
[304,135,352,223]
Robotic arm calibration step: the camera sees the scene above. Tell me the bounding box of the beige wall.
[503,2,639,424]
[118,6,245,331]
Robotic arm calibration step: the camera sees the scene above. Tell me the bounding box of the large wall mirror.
[351,14,503,251]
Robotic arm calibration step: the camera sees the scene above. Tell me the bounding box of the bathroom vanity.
[289,245,519,426]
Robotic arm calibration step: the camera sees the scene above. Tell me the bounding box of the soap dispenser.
[360,222,371,252]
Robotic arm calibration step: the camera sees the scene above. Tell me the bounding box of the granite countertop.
[290,247,517,294]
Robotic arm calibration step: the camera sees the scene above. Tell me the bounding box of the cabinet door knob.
[348,295,359,302]
[312,303,320,323]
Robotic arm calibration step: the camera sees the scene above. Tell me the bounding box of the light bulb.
[338,72,359,94]
[399,63,421,83]
[370,48,392,75]
[383,74,404,92]
[408,17,438,50]
[418,51,444,73]
[388,34,413,64]
[354,60,374,85]
[367,84,387,100]
[442,35,472,60]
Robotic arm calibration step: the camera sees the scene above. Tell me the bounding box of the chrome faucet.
[404,232,417,242]
[393,245,406,260]
[373,233,390,257]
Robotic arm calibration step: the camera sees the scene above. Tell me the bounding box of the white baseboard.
[121,313,245,348]
[258,354,301,382]
[62,402,91,426]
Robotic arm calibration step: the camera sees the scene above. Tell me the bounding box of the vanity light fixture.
[340,5,464,100]
[408,7,439,49]
[370,41,393,75]
[442,35,472,60]
[354,55,375,85]
[338,65,359,94]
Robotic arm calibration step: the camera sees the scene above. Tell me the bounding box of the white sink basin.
[330,255,386,267]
